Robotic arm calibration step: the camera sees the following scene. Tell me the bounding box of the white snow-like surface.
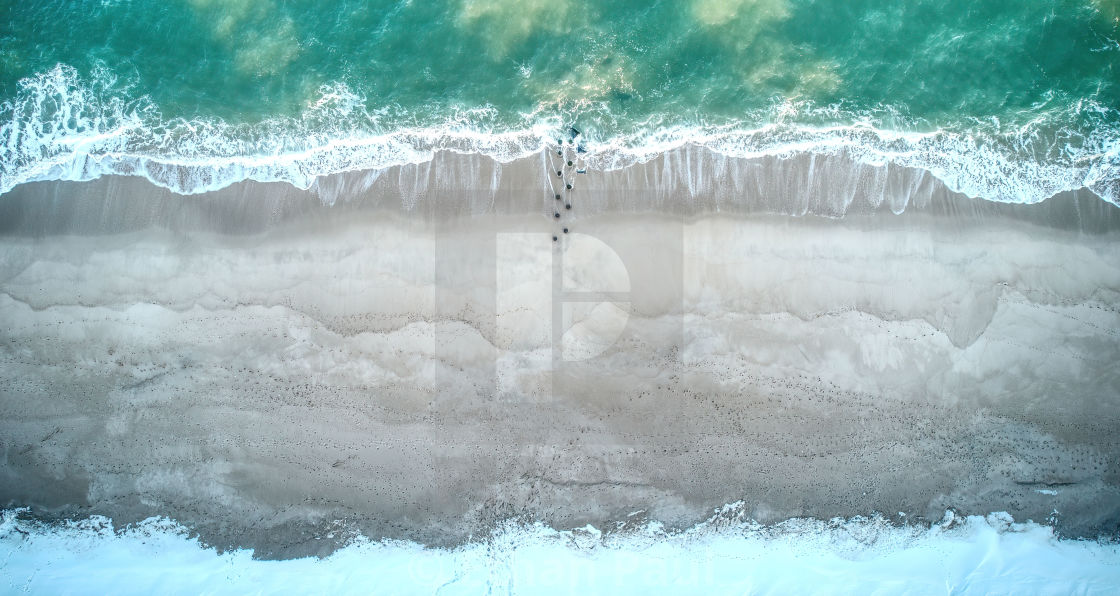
[2,509,1118,595]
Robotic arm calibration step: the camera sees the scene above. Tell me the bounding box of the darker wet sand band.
[2,147,1118,235]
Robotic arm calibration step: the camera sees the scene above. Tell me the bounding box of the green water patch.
[0,0,1115,133]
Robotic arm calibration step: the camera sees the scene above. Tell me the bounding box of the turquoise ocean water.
[1,0,1118,202]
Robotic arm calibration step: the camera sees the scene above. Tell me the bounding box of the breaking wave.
[2,506,1119,593]
[2,65,1118,206]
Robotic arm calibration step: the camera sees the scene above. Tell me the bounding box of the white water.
[2,65,1117,206]
[2,507,1119,594]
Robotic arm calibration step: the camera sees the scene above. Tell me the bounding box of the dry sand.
[1,148,1118,558]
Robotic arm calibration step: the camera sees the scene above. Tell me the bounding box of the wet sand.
[1,148,1119,558]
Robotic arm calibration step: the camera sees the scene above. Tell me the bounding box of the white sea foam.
[1,64,1118,207]
[2,507,1118,594]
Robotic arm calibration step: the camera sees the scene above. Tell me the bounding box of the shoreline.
[5,507,1118,592]
[2,147,1119,238]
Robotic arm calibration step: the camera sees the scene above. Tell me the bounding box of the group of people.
[550,127,586,241]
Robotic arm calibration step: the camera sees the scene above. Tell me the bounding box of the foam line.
[2,508,1119,594]
[2,65,1117,206]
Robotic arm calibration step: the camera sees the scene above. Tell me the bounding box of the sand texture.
[1,148,1119,558]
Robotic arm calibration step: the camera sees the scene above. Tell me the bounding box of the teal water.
[1,0,1118,201]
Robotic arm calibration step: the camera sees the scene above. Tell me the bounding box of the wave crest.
[1,65,1117,206]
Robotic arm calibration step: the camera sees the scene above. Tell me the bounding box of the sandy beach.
[1,148,1118,558]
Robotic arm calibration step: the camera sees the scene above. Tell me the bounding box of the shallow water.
[1,1,1117,200]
